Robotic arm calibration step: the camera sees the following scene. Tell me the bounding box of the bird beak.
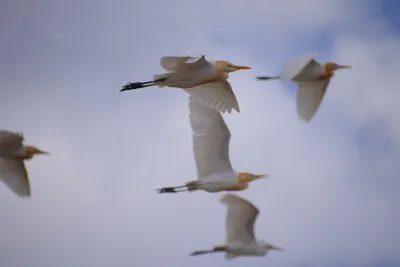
[270,245,284,252]
[256,174,269,179]
[338,65,352,69]
[36,149,50,155]
[233,65,251,70]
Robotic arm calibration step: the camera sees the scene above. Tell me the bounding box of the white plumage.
[190,193,283,259]
[0,131,30,197]
[156,96,267,194]
[0,130,49,197]
[258,52,351,122]
[155,55,243,113]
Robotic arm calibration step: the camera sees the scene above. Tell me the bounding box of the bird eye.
[227,64,233,68]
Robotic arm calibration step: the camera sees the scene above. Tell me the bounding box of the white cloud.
[0,0,399,266]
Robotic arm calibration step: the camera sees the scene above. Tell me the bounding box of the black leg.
[119,77,168,92]
[256,76,280,80]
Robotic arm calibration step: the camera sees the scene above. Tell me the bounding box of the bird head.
[325,62,352,72]
[259,241,284,253]
[238,172,268,183]
[25,146,50,159]
[216,60,251,73]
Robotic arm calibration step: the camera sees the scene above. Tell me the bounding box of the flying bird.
[190,193,283,259]
[257,52,352,122]
[156,96,267,194]
[120,55,251,113]
[0,131,49,197]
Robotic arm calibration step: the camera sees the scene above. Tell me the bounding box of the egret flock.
[0,52,351,259]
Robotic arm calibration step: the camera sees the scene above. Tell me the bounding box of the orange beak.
[233,65,251,70]
[338,65,352,69]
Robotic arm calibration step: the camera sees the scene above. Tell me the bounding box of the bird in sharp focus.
[0,130,49,197]
[120,55,251,113]
[156,96,268,194]
[190,193,283,259]
[256,52,352,122]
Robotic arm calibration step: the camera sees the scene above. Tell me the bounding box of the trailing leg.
[156,185,188,194]
[120,78,167,92]
[190,245,226,256]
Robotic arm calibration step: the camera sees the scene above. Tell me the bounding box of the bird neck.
[317,63,335,80]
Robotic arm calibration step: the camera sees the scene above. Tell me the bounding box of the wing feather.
[185,80,240,113]
[280,52,324,81]
[160,55,209,72]
[0,131,24,156]
[220,193,259,245]
[296,80,330,122]
[189,96,233,178]
[0,158,30,197]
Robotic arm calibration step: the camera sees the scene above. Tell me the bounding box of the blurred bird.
[156,96,267,194]
[257,52,352,122]
[0,131,49,197]
[120,55,251,113]
[190,193,283,259]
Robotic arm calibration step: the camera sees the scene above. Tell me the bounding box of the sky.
[0,0,399,266]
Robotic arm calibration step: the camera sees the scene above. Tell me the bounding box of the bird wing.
[184,80,240,113]
[280,52,323,81]
[295,79,330,122]
[160,55,210,72]
[220,193,259,245]
[189,96,233,179]
[0,158,30,197]
[0,131,24,153]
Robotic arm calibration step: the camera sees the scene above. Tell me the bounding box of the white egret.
[190,193,283,259]
[120,55,251,113]
[156,96,267,194]
[257,52,352,122]
[0,131,49,197]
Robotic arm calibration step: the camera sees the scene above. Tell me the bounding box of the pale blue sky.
[0,0,399,267]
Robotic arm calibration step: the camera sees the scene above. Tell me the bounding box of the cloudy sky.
[1,0,399,266]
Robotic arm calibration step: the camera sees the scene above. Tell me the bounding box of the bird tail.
[153,73,172,87]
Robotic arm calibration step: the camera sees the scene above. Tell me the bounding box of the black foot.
[156,187,177,193]
[120,82,145,92]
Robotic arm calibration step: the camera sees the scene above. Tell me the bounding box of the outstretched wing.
[296,80,330,122]
[189,96,233,179]
[160,55,210,72]
[220,193,259,245]
[280,52,323,81]
[185,80,240,113]
[0,158,30,197]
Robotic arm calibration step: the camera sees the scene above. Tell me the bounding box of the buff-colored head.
[238,172,268,183]
[216,60,251,73]
[325,62,352,73]
[25,146,50,159]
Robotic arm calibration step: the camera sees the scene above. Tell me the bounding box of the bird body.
[121,55,251,113]
[257,52,351,121]
[0,131,49,197]
[156,96,267,194]
[190,193,283,259]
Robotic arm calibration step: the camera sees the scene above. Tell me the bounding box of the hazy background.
[0,0,399,266]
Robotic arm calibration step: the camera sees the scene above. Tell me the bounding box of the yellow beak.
[37,149,50,155]
[233,65,251,70]
[255,174,269,178]
[270,245,284,252]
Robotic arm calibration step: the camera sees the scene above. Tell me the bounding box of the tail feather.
[153,73,171,87]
